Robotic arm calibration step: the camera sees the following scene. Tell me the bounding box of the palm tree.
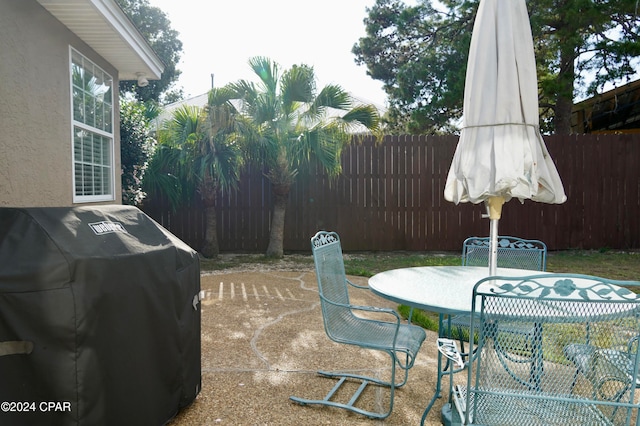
[225,56,380,258]
[144,89,243,258]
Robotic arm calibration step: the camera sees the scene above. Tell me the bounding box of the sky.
[147,0,389,108]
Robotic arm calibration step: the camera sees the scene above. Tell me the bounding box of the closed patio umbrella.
[444,0,566,274]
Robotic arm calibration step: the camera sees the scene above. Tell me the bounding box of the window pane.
[95,98,104,130]
[102,167,110,194]
[75,166,83,195]
[72,87,83,122]
[101,136,110,165]
[84,165,91,196]
[93,136,102,164]
[93,165,101,195]
[74,131,82,161]
[104,103,113,133]
[104,83,112,104]
[82,133,92,163]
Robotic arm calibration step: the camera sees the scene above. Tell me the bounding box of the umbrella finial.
[488,196,505,220]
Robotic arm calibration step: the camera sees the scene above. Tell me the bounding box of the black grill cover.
[0,206,201,425]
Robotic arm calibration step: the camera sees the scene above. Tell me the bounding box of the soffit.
[36,0,163,81]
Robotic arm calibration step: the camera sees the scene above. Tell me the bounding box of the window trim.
[69,47,115,203]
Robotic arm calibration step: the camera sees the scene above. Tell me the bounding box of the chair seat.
[564,343,597,372]
[449,315,471,328]
[328,313,426,358]
[565,343,640,388]
[450,315,536,335]
[451,385,616,425]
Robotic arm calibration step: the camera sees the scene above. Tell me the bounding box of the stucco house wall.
[0,0,118,207]
[0,0,162,207]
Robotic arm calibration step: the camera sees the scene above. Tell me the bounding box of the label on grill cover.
[88,221,128,235]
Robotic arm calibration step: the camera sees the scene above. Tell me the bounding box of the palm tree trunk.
[266,183,290,258]
[201,203,219,258]
[200,179,219,258]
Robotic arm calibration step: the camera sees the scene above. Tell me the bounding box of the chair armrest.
[627,335,639,354]
[437,338,465,369]
[346,278,369,289]
[317,294,402,323]
[320,296,405,348]
[596,349,640,387]
[585,349,638,401]
[349,303,402,323]
[566,343,639,400]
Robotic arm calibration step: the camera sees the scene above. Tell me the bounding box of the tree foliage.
[115,0,184,206]
[353,0,640,134]
[115,0,183,103]
[120,99,154,205]
[143,97,243,258]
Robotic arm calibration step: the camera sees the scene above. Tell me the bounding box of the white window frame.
[70,47,115,203]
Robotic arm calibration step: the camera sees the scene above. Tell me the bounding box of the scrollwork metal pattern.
[467,237,544,251]
[312,231,339,249]
[486,276,640,302]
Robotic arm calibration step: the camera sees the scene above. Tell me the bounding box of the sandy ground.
[166,264,448,426]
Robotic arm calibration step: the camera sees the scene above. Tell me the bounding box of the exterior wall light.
[136,72,149,87]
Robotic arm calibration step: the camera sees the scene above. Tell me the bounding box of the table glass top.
[368,266,547,314]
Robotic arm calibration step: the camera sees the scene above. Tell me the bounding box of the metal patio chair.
[564,317,640,398]
[441,273,640,426]
[449,236,547,359]
[290,231,426,419]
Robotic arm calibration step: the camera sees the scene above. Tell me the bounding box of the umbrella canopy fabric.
[444,0,566,206]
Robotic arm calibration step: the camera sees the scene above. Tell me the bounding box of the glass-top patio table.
[368,266,552,425]
[368,265,550,314]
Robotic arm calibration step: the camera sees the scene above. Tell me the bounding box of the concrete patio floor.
[167,269,447,426]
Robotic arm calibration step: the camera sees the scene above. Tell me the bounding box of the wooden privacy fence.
[141,134,640,253]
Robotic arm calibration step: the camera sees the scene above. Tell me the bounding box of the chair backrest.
[462,236,547,271]
[466,273,640,425]
[310,231,353,339]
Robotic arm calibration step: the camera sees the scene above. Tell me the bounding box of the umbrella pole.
[487,196,505,275]
[489,218,499,275]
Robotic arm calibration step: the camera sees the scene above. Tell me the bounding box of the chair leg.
[456,325,467,361]
[290,351,405,419]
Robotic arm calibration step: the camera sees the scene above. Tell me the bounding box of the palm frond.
[252,93,278,124]
[207,86,236,107]
[248,56,279,94]
[315,85,352,110]
[200,136,244,191]
[340,105,381,131]
[142,143,185,210]
[301,84,352,124]
[280,64,315,112]
[302,128,344,177]
[163,104,203,145]
[226,80,258,106]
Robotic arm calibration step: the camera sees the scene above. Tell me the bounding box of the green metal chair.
[441,273,640,426]
[449,236,547,359]
[290,231,426,419]
[461,236,547,270]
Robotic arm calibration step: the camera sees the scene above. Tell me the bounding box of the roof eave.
[36,0,164,81]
